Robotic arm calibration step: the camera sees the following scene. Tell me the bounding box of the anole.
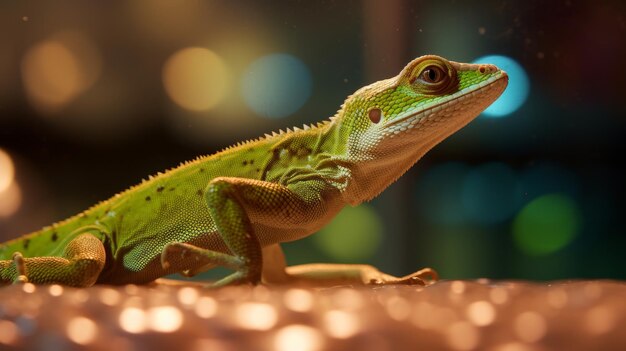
[0,55,507,288]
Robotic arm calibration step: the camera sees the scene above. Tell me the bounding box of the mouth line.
[385,72,507,129]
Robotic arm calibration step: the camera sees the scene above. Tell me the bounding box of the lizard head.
[333,55,508,204]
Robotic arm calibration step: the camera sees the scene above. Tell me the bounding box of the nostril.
[479,66,486,74]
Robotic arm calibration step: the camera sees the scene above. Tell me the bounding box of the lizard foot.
[368,267,439,287]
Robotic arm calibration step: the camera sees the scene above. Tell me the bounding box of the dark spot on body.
[296,147,311,158]
[23,239,30,250]
[197,189,203,196]
[51,232,58,242]
[169,187,175,192]
[199,168,205,173]
[249,159,254,165]
[146,196,151,201]
[243,160,248,166]
[369,108,382,124]
[256,168,261,173]
[157,186,164,192]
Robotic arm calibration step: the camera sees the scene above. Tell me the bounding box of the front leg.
[161,177,331,287]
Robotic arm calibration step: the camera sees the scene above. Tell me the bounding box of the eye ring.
[420,65,446,84]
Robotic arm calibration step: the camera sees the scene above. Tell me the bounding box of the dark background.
[0,0,624,280]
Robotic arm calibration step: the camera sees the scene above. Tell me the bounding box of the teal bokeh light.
[462,163,524,224]
[241,53,312,119]
[472,55,529,118]
[415,162,470,225]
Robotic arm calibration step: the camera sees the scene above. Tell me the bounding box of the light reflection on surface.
[513,311,546,343]
[0,320,19,345]
[194,296,218,319]
[274,324,323,351]
[177,286,200,306]
[148,306,183,332]
[118,307,147,334]
[585,305,616,335]
[48,285,64,297]
[323,310,359,339]
[446,321,480,351]
[235,302,277,331]
[0,281,623,349]
[98,288,122,306]
[66,317,97,345]
[466,301,496,327]
[385,295,411,321]
[283,288,314,312]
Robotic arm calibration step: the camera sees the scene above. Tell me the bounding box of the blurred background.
[0,0,624,281]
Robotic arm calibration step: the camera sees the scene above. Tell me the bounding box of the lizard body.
[0,55,507,287]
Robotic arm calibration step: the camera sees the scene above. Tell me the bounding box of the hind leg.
[0,233,106,287]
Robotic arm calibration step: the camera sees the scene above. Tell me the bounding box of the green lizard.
[0,55,507,288]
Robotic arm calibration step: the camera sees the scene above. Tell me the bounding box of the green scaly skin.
[0,55,508,287]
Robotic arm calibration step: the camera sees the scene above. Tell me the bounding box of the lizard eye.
[420,65,446,84]
[408,59,458,95]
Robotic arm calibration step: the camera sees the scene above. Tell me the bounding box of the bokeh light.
[513,193,581,255]
[147,306,183,332]
[0,148,15,193]
[0,182,22,218]
[472,55,529,118]
[520,163,579,200]
[313,204,382,262]
[461,163,523,224]
[415,162,470,225]
[66,317,97,345]
[241,54,312,119]
[118,307,147,334]
[163,47,230,111]
[21,31,102,114]
[274,324,323,351]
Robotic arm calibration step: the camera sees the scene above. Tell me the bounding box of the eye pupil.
[420,66,444,83]
[427,69,437,81]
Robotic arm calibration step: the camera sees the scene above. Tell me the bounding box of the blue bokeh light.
[461,162,524,224]
[520,163,580,200]
[472,55,529,118]
[414,162,470,225]
[241,53,312,119]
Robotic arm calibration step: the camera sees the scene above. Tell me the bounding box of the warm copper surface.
[0,280,624,350]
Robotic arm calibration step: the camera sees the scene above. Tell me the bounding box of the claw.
[11,252,28,284]
[14,275,29,284]
[160,243,174,270]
